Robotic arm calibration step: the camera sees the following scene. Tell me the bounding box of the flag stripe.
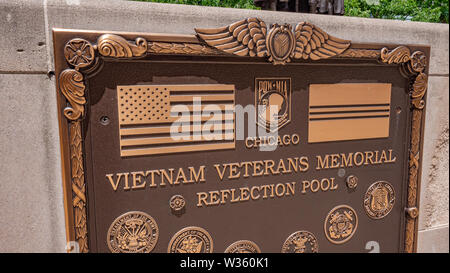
[309,114,390,121]
[118,84,235,92]
[309,106,390,113]
[308,117,390,143]
[121,130,235,140]
[120,124,234,136]
[120,142,235,157]
[171,104,234,112]
[309,111,390,119]
[121,132,235,146]
[309,103,390,109]
[170,94,235,102]
[120,116,234,128]
[309,83,391,106]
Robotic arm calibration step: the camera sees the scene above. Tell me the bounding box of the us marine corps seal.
[168,226,213,253]
[225,240,261,253]
[281,231,319,253]
[324,205,358,244]
[107,211,159,253]
[364,181,395,219]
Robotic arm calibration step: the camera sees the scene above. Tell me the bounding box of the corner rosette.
[64,39,95,70]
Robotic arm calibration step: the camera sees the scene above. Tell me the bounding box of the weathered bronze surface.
[53,17,429,253]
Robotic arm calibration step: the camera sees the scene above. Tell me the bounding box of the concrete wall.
[0,0,448,252]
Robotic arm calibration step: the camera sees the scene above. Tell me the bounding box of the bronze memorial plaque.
[53,18,429,253]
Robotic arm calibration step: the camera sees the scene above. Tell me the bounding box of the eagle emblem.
[195,18,350,65]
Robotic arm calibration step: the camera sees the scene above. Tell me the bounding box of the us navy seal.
[168,226,213,253]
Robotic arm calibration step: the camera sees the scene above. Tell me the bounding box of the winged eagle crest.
[195,18,350,64]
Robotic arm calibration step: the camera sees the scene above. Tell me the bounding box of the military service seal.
[225,240,261,253]
[168,226,213,253]
[364,181,395,219]
[107,211,159,253]
[324,205,358,244]
[281,231,319,253]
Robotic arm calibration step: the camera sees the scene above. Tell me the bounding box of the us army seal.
[107,211,159,253]
[364,181,395,219]
[225,240,261,253]
[324,205,358,244]
[168,226,213,253]
[281,231,319,253]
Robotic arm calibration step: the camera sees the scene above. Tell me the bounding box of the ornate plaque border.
[53,18,428,253]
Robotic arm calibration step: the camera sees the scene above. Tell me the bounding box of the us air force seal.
[107,211,159,253]
[224,240,261,253]
[324,205,358,244]
[281,231,319,253]
[168,226,213,253]
[364,181,395,219]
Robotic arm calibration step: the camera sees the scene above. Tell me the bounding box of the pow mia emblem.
[324,205,358,244]
[168,226,213,253]
[107,211,159,253]
[225,240,261,253]
[255,78,291,132]
[364,181,395,219]
[281,231,319,253]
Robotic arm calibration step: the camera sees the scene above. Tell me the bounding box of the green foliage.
[133,0,259,10]
[345,0,449,23]
[133,0,449,23]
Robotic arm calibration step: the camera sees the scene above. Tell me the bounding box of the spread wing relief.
[195,18,268,57]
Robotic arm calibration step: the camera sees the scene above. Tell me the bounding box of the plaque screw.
[346,175,358,189]
[100,116,110,125]
[405,207,419,219]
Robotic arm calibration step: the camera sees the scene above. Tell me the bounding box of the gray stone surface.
[419,76,449,230]
[42,0,446,75]
[0,0,448,252]
[0,74,66,252]
[418,225,449,253]
[0,0,48,72]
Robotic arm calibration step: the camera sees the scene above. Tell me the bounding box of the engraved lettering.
[131,171,146,189]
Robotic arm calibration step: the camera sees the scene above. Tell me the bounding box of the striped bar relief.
[308,83,392,143]
[117,84,235,157]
